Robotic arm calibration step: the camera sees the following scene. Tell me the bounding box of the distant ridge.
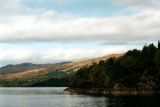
[0,62,71,74]
[0,54,122,80]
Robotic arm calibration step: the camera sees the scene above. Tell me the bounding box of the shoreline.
[64,87,160,96]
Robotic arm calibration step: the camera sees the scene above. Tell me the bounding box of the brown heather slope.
[0,68,50,80]
[55,54,123,72]
[0,53,123,80]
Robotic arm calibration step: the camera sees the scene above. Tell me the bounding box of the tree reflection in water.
[107,96,160,107]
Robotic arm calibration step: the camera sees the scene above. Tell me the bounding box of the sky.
[0,0,160,66]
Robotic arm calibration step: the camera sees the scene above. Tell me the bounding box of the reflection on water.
[0,87,160,107]
[108,96,160,107]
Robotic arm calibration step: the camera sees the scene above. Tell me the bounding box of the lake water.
[0,87,160,107]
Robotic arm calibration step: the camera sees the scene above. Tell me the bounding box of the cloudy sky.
[0,0,160,66]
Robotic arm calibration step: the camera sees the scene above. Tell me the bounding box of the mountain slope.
[65,43,160,96]
[0,54,122,81]
[0,62,70,74]
[53,54,123,72]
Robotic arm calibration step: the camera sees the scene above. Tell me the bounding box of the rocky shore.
[64,87,160,96]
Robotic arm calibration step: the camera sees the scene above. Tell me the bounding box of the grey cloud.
[102,40,157,46]
[0,10,160,45]
[0,0,159,46]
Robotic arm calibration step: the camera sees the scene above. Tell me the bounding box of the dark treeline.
[69,41,160,90]
[0,71,69,87]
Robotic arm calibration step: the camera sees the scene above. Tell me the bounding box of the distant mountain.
[0,53,122,87]
[0,54,122,81]
[0,54,122,87]
[0,62,71,74]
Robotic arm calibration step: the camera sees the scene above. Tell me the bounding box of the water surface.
[0,87,159,107]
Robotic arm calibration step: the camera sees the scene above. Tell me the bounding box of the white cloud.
[0,0,160,66]
[0,9,160,43]
[0,0,159,44]
[0,47,124,67]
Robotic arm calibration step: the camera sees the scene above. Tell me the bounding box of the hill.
[0,62,70,74]
[53,54,123,72]
[65,42,160,96]
[0,54,122,86]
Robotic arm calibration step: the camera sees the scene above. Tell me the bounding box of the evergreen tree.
[158,40,160,49]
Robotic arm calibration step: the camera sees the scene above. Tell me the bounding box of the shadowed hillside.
[65,42,160,96]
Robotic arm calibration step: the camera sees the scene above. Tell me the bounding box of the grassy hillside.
[0,53,121,87]
[0,62,70,74]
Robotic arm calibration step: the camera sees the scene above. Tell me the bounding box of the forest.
[0,71,69,87]
[69,41,160,91]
